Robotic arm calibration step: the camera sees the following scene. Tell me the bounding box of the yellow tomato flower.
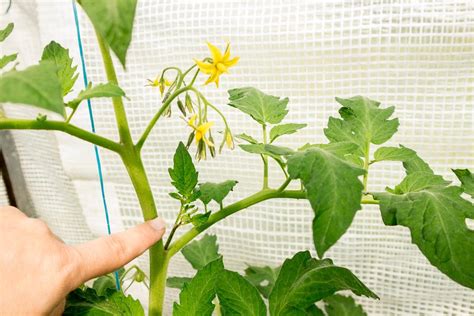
[225,131,234,149]
[194,42,239,87]
[188,115,214,146]
[146,76,172,95]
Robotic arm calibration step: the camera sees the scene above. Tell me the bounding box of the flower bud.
[208,133,216,158]
[225,130,234,149]
[177,99,186,116]
[134,270,146,283]
[186,132,195,148]
[196,140,206,160]
[185,93,194,113]
[159,77,165,96]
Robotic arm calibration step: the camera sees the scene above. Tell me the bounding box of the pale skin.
[0,206,166,315]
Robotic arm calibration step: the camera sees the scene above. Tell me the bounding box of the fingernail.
[149,217,166,232]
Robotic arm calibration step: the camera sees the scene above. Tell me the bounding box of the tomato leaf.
[0,23,14,42]
[453,168,474,198]
[373,172,474,289]
[287,147,365,257]
[270,123,307,143]
[324,96,399,156]
[324,295,367,316]
[173,258,224,316]
[0,62,65,117]
[268,251,378,316]
[67,82,126,109]
[64,287,144,316]
[216,270,267,316]
[244,265,280,298]
[41,41,78,96]
[373,146,416,162]
[228,87,289,125]
[181,234,221,270]
[373,145,433,175]
[240,143,294,159]
[199,180,237,205]
[167,276,192,289]
[0,53,17,70]
[235,133,258,144]
[78,0,137,68]
[169,142,198,197]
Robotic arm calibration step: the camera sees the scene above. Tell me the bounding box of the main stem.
[96,31,133,147]
[262,124,269,189]
[95,32,167,315]
[121,150,167,315]
[363,142,371,192]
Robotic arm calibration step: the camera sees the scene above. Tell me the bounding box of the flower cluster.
[147,42,238,160]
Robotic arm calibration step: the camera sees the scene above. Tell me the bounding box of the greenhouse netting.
[0,0,473,315]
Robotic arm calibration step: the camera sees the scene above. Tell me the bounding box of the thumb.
[72,217,166,286]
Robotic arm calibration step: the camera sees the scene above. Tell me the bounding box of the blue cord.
[71,0,121,291]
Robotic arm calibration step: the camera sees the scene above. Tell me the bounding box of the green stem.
[167,189,306,257]
[136,86,192,150]
[121,150,166,316]
[164,223,180,250]
[95,31,134,147]
[273,157,289,179]
[277,177,292,192]
[66,106,79,124]
[191,88,231,131]
[167,191,378,258]
[95,30,166,315]
[164,204,184,250]
[262,124,269,189]
[363,142,371,192]
[0,118,121,152]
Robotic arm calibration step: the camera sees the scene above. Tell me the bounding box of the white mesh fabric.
[0,1,94,244]
[4,0,474,314]
[74,1,474,314]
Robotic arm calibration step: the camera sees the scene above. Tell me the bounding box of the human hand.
[0,206,166,315]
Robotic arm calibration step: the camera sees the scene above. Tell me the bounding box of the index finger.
[72,218,166,285]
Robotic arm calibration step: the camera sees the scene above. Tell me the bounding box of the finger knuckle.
[139,224,158,242]
[27,218,52,235]
[59,248,83,289]
[0,205,20,213]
